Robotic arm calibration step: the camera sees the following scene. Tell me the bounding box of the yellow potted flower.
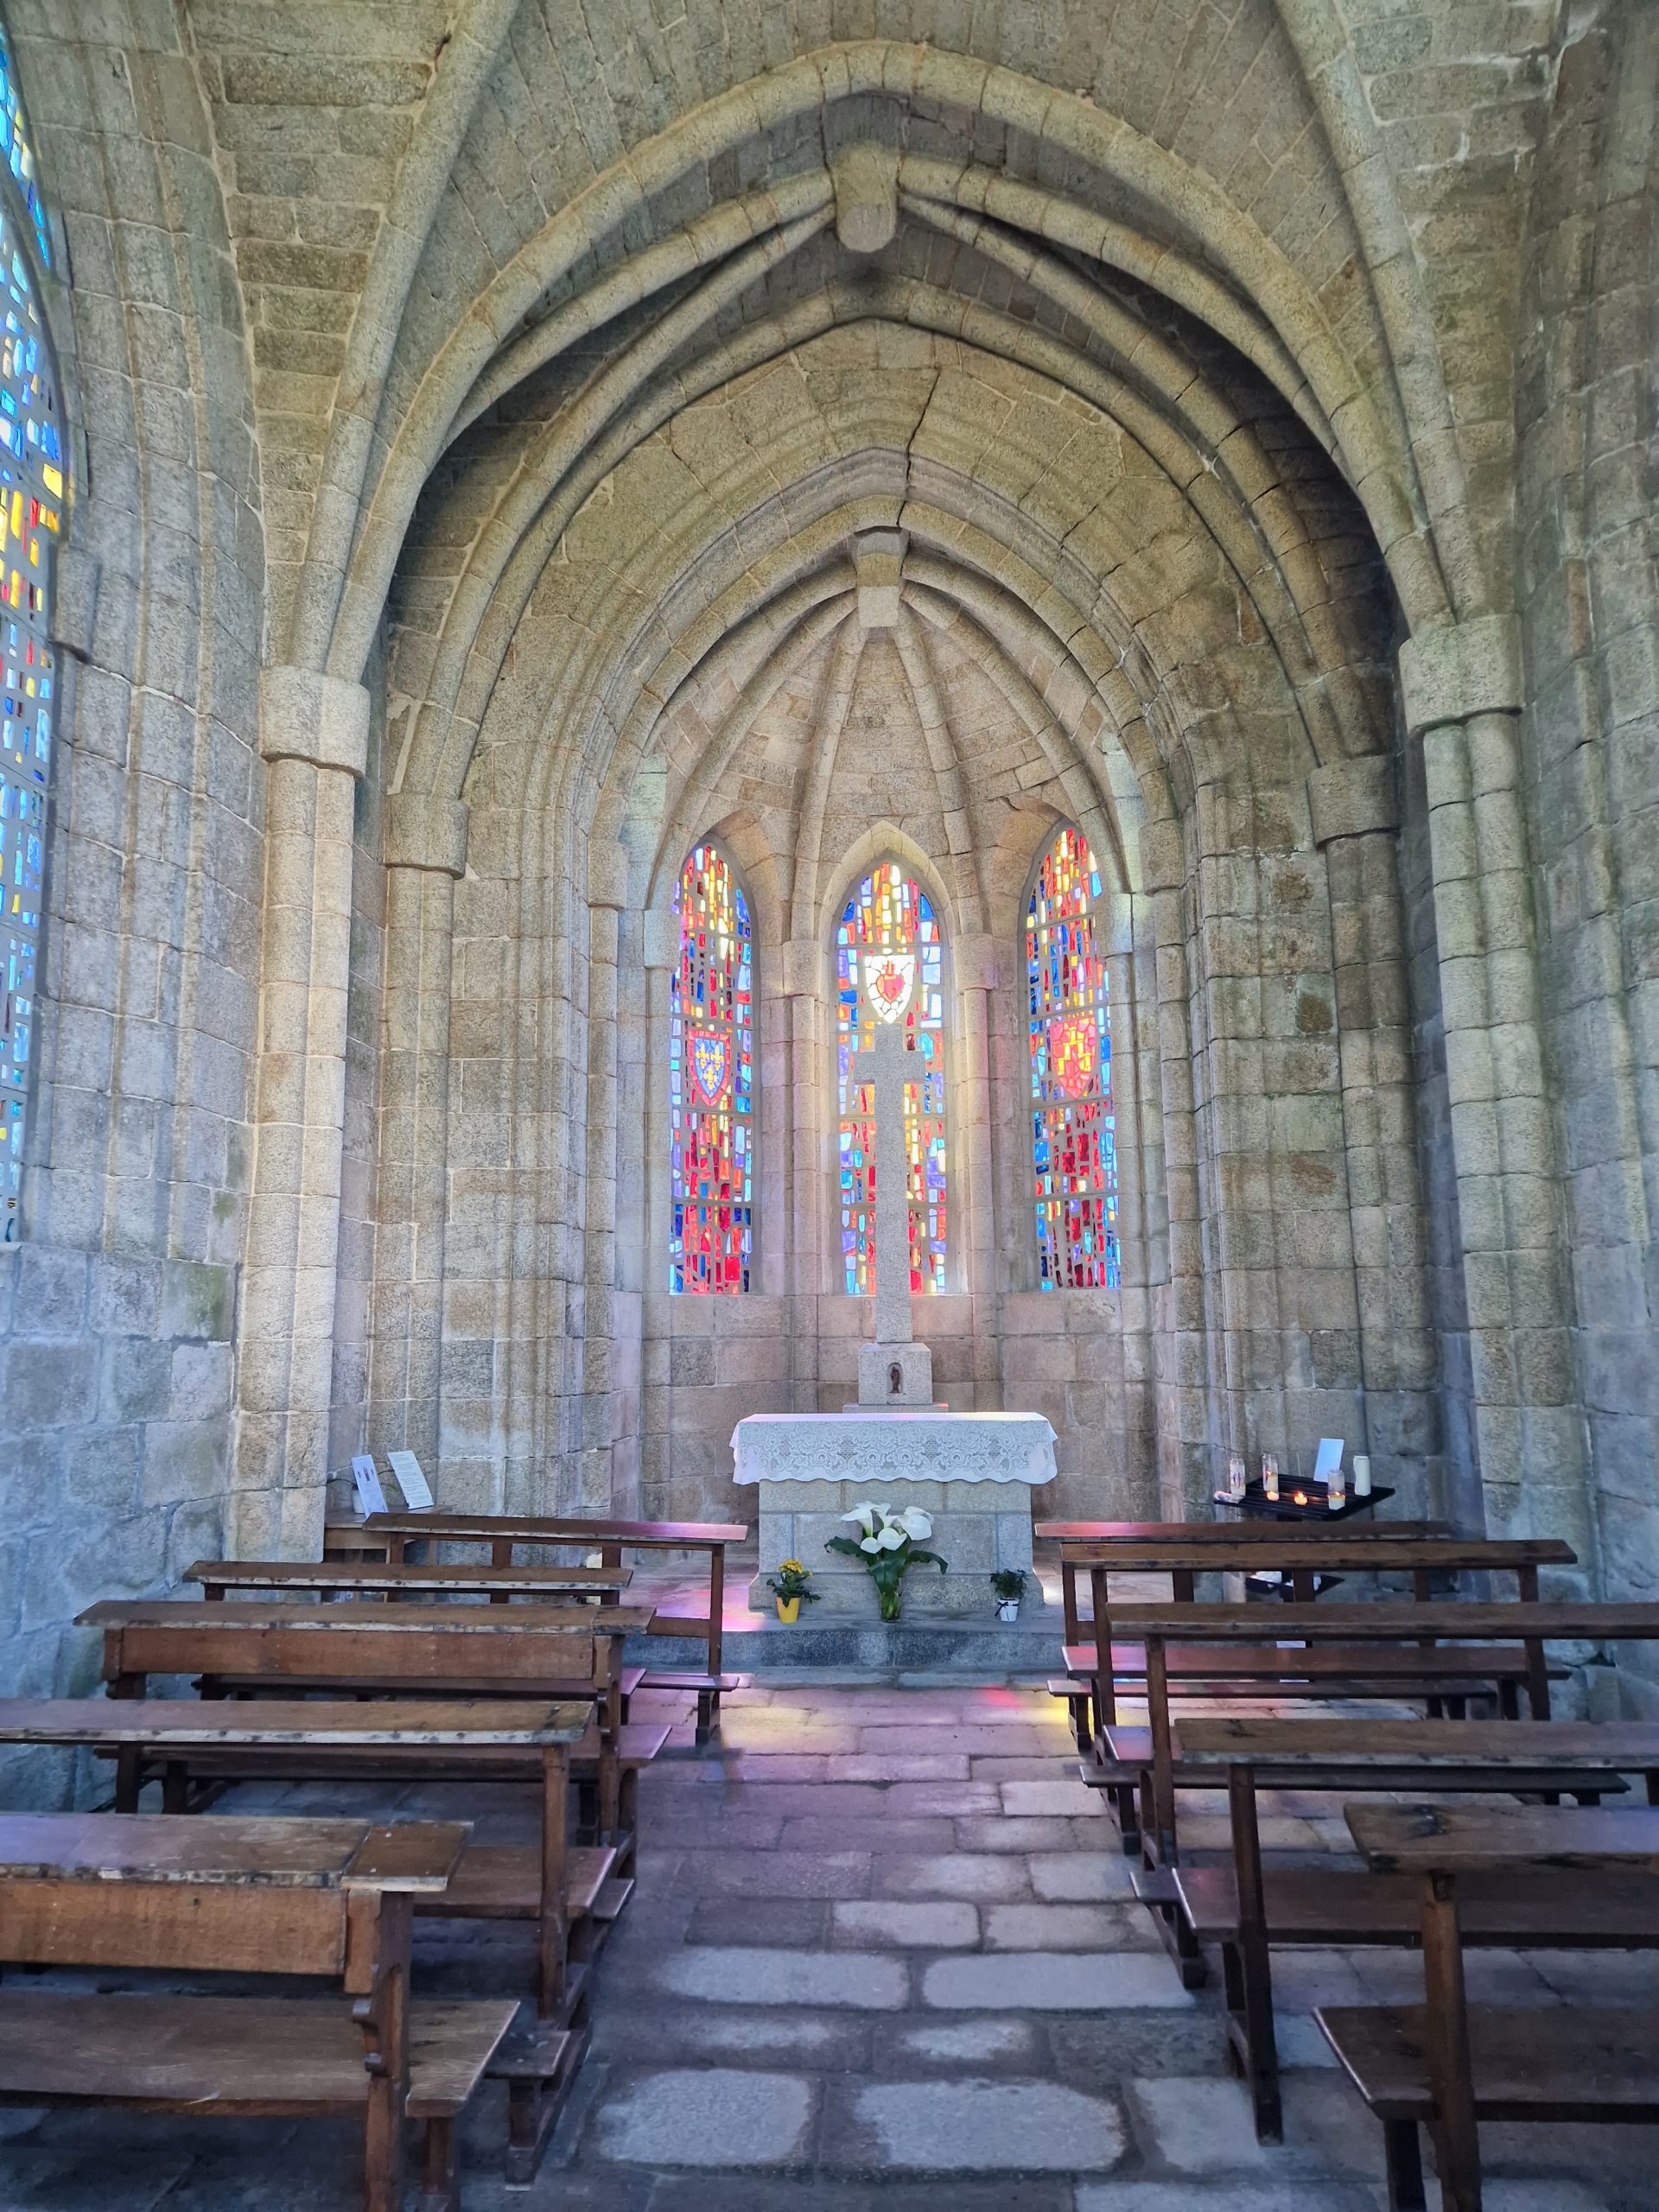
[767,1560,819,1624]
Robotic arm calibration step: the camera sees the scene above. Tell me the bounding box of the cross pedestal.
[850,1014,934,1407]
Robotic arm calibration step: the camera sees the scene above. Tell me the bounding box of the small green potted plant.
[767,1559,819,1624]
[992,1568,1027,1624]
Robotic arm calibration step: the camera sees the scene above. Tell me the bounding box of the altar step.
[626,1604,1067,1680]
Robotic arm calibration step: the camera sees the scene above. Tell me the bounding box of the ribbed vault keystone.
[831,142,899,254]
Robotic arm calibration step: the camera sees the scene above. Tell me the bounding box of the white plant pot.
[995,1599,1020,1623]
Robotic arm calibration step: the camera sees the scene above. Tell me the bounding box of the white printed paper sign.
[1312,1438,1344,1484]
[350,1453,388,1517]
[386,1450,433,1510]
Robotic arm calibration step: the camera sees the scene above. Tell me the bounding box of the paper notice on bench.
[1312,1437,1344,1484]
[386,1450,433,1510]
[350,1453,388,1517]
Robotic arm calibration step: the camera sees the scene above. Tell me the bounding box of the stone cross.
[851,1015,935,1405]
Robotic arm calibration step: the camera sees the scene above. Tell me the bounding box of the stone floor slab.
[873,1851,1030,1900]
[922,1950,1193,2011]
[983,1901,1128,1950]
[592,2068,815,2166]
[655,1944,910,2009]
[830,1897,980,1948]
[848,2076,1128,2171]
[1028,1849,1137,1900]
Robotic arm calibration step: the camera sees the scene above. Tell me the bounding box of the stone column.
[366,791,467,1474]
[1309,758,1440,1515]
[1139,817,1209,1514]
[1399,618,1588,1548]
[231,669,369,1556]
[579,839,629,1511]
[954,931,1001,1407]
[778,936,823,1412]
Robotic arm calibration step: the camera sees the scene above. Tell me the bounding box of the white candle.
[1353,1453,1371,1498]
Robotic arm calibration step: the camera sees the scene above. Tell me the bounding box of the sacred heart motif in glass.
[690,1027,731,1105]
[863,950,915,1024]
[1048,1013,1097,1098]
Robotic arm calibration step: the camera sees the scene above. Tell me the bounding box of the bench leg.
[1221,1936,1281,2140]
[696,1687,719,1745]
[1382,2119,1427,2211]
[416,2120,459,2212]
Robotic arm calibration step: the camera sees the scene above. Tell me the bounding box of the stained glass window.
[669,843,753,1292]
[836,863,947,1295]
[0,74,60,1241]
[0,24,47,268]
[1028,826,1118,1288]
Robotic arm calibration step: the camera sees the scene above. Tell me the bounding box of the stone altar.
[734,1409,1057,1615]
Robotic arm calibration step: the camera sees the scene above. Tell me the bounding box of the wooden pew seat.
[428,1842,616,1921]
[0,1989,518,2119]
[1315,2002,1659,2199]
[1091,1731,1624,1803]
[1062,1642,1563,1693]
[1175,1863,1659,1947]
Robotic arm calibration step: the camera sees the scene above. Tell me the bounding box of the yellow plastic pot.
[775,1596,801,1624]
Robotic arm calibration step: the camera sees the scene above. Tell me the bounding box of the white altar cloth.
[731,1410,1058,1488]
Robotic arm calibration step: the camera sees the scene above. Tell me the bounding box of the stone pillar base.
[857,1340,934,1406]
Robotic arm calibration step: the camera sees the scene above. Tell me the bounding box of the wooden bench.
[351,1513,748,1742]
[73,1605,662,2024]
[1106,1599,1659,1874]
[186,1556,647,1719]
[1318,1802,1659,2211]
[1053,1637,1563,1763]
[1036,1518,1455,1644]
[1055,1535,1577,1782]
[0,1808,510,2212]
[1166,1717,1659,2139]
[187,1556,636,1603]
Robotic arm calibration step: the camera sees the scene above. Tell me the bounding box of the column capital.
[259,665,371,777]
[1397,615,1522,738]
[1306,755,1399,848]
[385,791,467,876]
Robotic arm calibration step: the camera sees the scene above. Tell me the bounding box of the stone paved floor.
[3,1680,1654,2209]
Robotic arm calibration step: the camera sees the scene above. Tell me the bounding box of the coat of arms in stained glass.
[836,864,947,1296]
[1027,827,1118,1288]
[669,844,753,1291]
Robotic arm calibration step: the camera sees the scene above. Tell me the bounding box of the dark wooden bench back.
[79,1601,637,1705]
[0,1812,461,1981]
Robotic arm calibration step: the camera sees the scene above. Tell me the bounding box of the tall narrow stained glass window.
[1027,827,1118,1288]
[0,47,60,1241]
[669,843,753,1292]
[836,863,947,1295]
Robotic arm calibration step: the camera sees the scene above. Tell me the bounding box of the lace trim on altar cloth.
[731,1411,1057,1486]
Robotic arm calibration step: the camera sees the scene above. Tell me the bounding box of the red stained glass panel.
[670,844,753,1292]
[1027,827,1118,1289]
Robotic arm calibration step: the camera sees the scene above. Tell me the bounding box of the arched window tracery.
[1027,826,1118,1288]
[668,842,753,1292]
[836,861,947,1296]
[0,29,60,1238]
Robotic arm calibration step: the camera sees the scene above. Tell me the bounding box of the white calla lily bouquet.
[825,1501,948,1620]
